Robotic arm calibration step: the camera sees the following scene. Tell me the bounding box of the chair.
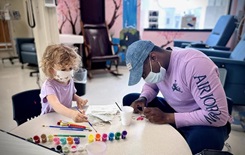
[197,34,245,106]
[15,38,39,77]
[224,97,233,142]
[80,21,121,78]
[174,15,237,50]
[12,89,41,126]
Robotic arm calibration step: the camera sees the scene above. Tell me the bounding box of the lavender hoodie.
[140,47,231,128]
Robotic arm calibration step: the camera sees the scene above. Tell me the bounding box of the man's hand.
[143,107,175,124]
[131,97,147,113]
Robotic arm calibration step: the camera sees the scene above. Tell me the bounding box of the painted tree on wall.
[57,0,121,34]
[158,32,183,48]
[56,0,140,37]
[57,0,81,34]
[107,0,122,29]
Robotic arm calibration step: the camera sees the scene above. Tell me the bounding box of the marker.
[54,134,86,138]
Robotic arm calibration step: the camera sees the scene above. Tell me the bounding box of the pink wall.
[57,0,238,49]
[105,0,123,38]
[56,0,124,37]
[142,31,209,47]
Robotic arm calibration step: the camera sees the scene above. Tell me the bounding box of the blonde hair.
[40,44,81,78]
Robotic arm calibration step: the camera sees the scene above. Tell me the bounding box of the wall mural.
[56,0,123,36]
[123,0,137,28]
[107,0,122,30]
[57,0,81,34]
[56,0,183,47]
[158,32,183,48]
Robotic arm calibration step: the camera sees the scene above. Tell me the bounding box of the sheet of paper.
[86,104,119,124]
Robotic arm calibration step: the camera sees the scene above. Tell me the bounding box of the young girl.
[40,44,88,122]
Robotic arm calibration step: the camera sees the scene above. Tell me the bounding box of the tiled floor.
[0,60,245,154]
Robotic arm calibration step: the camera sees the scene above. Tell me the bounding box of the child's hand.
[77,98,88,109]
[71,110,88,122]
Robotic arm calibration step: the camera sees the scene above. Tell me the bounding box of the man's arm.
[140,83,159,105]
[175,57,230,128]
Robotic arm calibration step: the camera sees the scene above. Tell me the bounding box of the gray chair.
[197,34,245,106]
[174,15,237,50]
[15,38,39,76]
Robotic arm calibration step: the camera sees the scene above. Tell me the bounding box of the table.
[10,112,192,155]
[0,129,59,155]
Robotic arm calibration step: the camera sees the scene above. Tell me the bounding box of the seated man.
[123,40,231,154]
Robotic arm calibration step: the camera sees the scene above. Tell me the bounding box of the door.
[0,20,12,49]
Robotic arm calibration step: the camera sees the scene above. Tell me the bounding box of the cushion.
[20,43,36,52]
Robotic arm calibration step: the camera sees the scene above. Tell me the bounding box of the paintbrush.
[42,125,70,129]
[42,125,85,131]
[115,102,122,111]
[75,106,97,132]
[59,128,84,131]
[53,134,86,137]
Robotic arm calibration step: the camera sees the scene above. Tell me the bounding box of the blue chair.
[174,15,237,50]
[15,38,39,77]
[197,34,245,106]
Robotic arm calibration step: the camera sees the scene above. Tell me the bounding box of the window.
[149,11,159,28]
[141,0,231,30]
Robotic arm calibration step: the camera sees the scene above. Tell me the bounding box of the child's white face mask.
[53,69,74,83]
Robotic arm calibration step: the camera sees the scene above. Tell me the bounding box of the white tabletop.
[10,112,192,155]
[0,130,59,155]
